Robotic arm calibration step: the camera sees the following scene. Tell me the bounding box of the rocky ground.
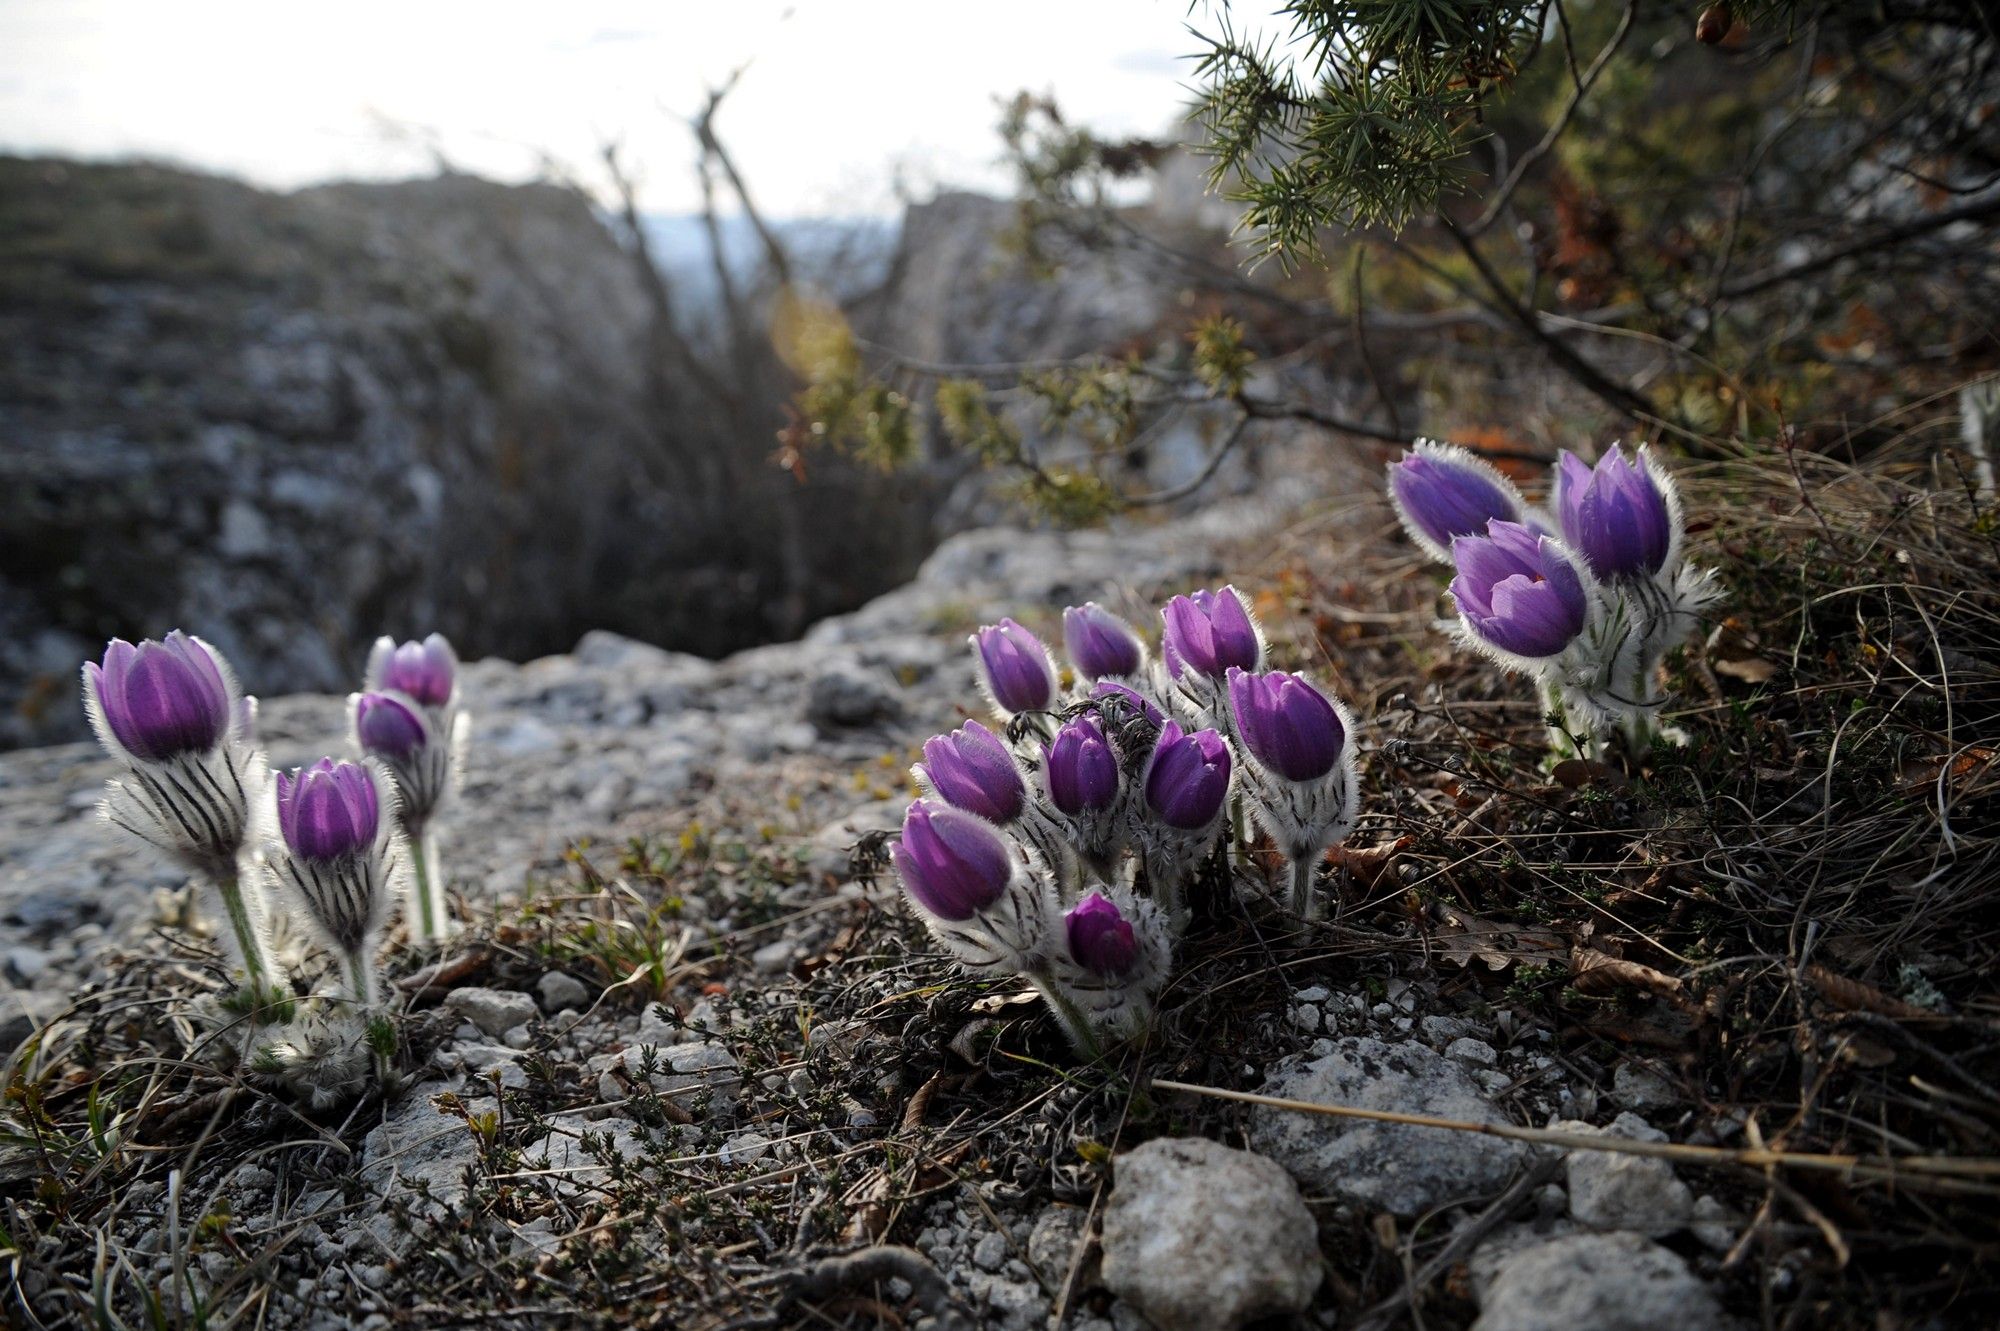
[6,444,1997,1330]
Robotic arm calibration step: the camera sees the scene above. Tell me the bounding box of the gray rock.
[1564,1113,1693,1234]
[1026,1205,1090,1292]
[805,661,903,729]
[529,1118,664,1193]
[972,1231,1010,1272]
[535,971,591,1013]
[1100,1137,1321,1331]
[1473,1232,1732,1331]
[1612,1062,1680,1109]
[358,1084,484,1216]
[620,1041,741,1112]
[442,987,538,1039]
[1447,1037,1499,1068]
[1690,1195,1739,1252]
[1249,1037,1529,1216]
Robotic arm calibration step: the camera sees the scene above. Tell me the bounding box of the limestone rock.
[1249,1037,1529,1216]
[1564,1113,1694,1234]
[1473,1232,1733,1331]
[443,986,538,1040]
[1100,1137,1321,1331]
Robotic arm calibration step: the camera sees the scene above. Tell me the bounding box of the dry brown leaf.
[1433,906,1566,971]
[1550,759,1627,789]
[1714,655,1779,685]
[1894,746,1997,797]
[1330,837,1410,889]
[1571,946,1684,997]
[1804,963,1931,1020]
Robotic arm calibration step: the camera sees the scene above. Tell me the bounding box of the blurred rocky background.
[0,145,1333,750]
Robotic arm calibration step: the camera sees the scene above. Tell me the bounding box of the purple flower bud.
[1091,680,1164,728]
[83,632,232,763]
[1062,602,1144,679]
[971,618,1058,715]
[1044,716,1120,814]
[1449,520,1590,660]
[892,800,1013,921]
[1065,892,1139,977]
[1387,442,1526,559]
[1144,722,1232,830]
[275,758,381,862]
[1161,587,1262,681]
[1553,446,1673,579]
[355,692,428,761]
[1226,668,1346,782]
[918,720,1027,823]
[375,634,456,707]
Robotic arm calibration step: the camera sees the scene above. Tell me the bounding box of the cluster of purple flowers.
[81,630,468,1096]
[1388,439,1718,756]
[894,591,1359,1053]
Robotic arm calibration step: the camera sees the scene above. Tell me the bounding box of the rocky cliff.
[0,159,950,751]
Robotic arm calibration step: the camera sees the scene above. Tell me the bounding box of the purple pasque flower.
[369,633,457,707]
[1143,722,1233,830]
[276,759,382,862]
[83,632,233,763]
[1065,892,1139,977]
[1161,587,1263,681]
[891,799,1014,922]
[1062,603,1144,680]
[1553,445,1674,580]
[918,720,1027,823]
[1226,668,1346,783]
[1449,520,1591,661]
[971,618,1058,715]
[355,692,427,761]
[1044,715,1120,815]
[1387,440,1528,563]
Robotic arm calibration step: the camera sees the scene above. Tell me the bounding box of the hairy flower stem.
[1231,794,1249,866]
[1289,855,1321,921]
[1031,975,1104,1060]
[347,951,378,1009]
[406,828,447,942]
[212,872,271,989]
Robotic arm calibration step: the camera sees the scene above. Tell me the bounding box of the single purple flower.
[1553,445,1673,579]
[1449,520,1590,660]
[891,800,1013,921]
[918,720,1027,823]
[1091,679,1165,728]
[971,618,1058,715]
[355,692,428,760]
[1065,892,1139,977]
[84,632,233,763]
[1144,722,1232,829]
[1387,442,1526,560]
[1062,602,1144,680]
[1161,587,1262,681]
[1226,668,1346,782]
[276,758,381,862]
[1044,716,1120,814]
[374,634,456,707]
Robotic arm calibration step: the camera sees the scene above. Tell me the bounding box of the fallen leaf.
[1330,838,1410,889]
[1804,963,1932,1020]
[1714,656,1779,684]
[1571,946,1684,997]
[1432,906,1566,971]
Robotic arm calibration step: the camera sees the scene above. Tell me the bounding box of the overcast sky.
[0,0,1213,216]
